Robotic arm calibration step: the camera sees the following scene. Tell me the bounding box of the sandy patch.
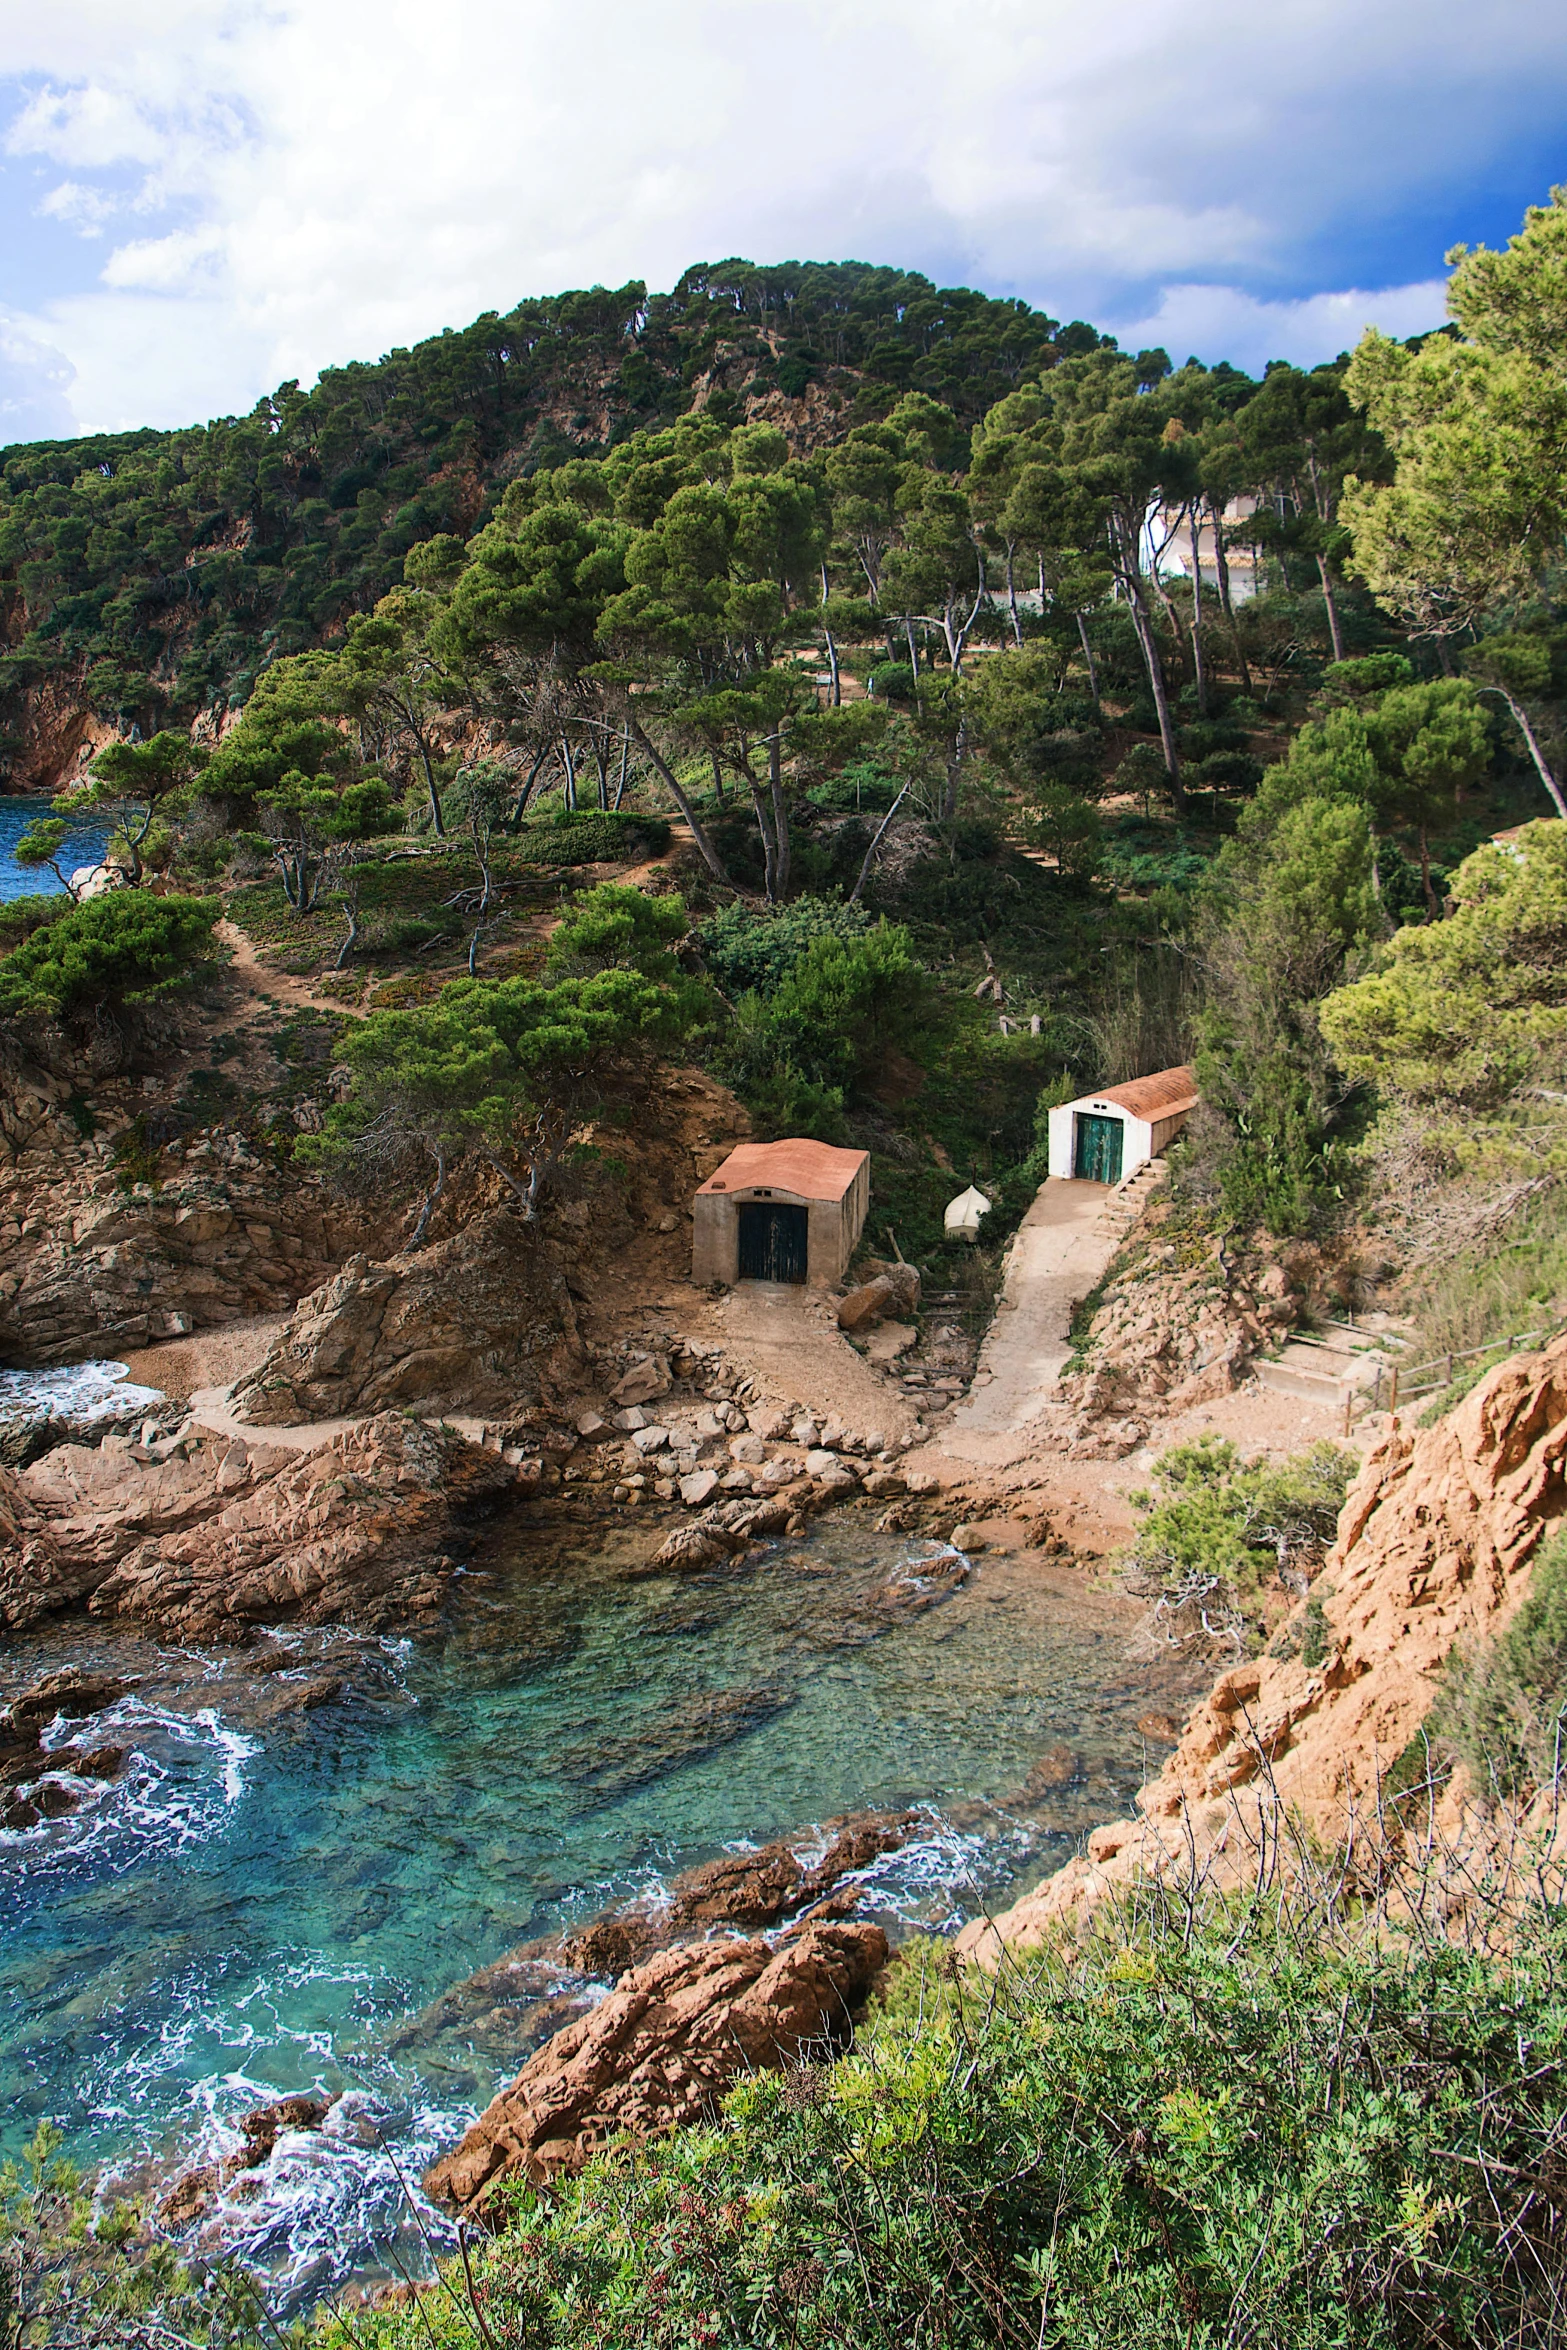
[120,1312,293,1403]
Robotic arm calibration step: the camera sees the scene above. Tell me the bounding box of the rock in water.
[425,1919,888,2211]
[0,1412,516,1639]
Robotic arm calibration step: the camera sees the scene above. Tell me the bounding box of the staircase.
[1253,1320,1406,1414]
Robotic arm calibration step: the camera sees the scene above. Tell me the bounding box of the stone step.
[1253,1339,1384,1404]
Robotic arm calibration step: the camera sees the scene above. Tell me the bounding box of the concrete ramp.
[938,1164,1165,1467]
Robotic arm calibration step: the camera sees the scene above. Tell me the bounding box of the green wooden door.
[1073,1112,1124,1185]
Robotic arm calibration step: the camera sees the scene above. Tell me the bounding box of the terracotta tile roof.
[697,1140,869,1201]
[1090,1066,1199,1121]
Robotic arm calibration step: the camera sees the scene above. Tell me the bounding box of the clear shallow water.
[0,796,110,900]
[0,1510,1190,2311]
[0,1360,164,1425]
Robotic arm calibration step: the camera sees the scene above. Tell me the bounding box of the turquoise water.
[0,1506,1187,2311]
[0,796,110,900]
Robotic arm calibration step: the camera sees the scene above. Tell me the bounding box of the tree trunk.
[613,727,630,811]
[848,782,912,905]
[1209,497,1253,695]
[1005,545,1022,647]
[1480,686,1567,821]
[626,715,730,883]
[408,1148,447,1250]
[820,564,841,706]
[709,749,727,810]
[1314,553,1347,664]
[941,716,968,820]
[559,736,577,812]
[333,892,360,970]
[511,746,549,824]
[589,739,609,810]
[1187,517,1209,719]
[1076,612,1101,711]
[415,732,445,836]
[1128,586,1184,809]
[904,617,922,705]
[767,728,790,900]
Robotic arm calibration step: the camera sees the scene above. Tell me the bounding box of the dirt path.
[214,918,340,1015]
[706,1282,921,1442]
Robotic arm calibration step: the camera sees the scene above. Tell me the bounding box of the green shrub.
[0,891,219,1018]
[518,813,670,865]
[1433,1529,1567,1798]
[698,897,873,998]
[323,1908,1567,2350]
[0,892,70,956]
[0,2122,276,2348]
[1126,1434,1355,1602]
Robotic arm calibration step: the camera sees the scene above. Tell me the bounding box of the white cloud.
[1105,279,1451,375]
[0,312,77,441]
[1,0,1562,433]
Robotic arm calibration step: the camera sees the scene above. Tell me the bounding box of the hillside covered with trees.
[2,190,1567,2350]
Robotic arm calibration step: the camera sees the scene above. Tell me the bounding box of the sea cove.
[1,1502,1192,2308]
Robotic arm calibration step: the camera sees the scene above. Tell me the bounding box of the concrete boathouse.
[1046,1066,1199,1186]
[692,1139,870,1288]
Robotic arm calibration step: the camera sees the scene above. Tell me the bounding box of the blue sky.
[1,0,1563,443]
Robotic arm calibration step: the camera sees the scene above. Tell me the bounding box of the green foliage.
[697,896,873,997]
[1320,818,1567,1107]
[323,1908,1567,2350]
[1126,1435,1356,1601]
[0,891,218,1019]
[305,961,704,1213]
[0,892,74,958]
[1433,1530,1567,1798]
[518,812,671,864]
[0,2121,278,2347]
[717,920,934,1119]
[545,883,699,1008]
[1194,792,1380,1235]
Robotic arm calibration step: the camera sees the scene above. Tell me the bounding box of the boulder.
[836,1278,896,1332]
[728,1433,766,1465]
[229,1212,583,1424]
[679,1470,719,1508]
[612,1356,672,1408]
[426,1920,888,2211]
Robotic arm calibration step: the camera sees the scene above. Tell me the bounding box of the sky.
[0,0,1563,444]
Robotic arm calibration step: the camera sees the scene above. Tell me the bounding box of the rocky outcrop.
[229,1212,583,1424]
[960,1334,1567,1958]
[0,1141,379,1365]
[837,1262,921,1332]
[426,1919,888,2211]
[403,1811,919,2072]
[1054,1231,1294,1453]
[0,1412,519,1640]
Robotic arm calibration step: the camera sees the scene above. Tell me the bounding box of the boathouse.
[1045,1066,1199,1186]
[692,1139,870,1288]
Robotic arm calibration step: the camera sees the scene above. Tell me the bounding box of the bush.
[0,2122,274,2348]
[0,892,70,956]
[0,891,219,1019]
[518,812,670,865]
[1433,1529,1567,1798]
[1126,1434,1356,1605]
[698,897,873,998]
[324,1905,1567,2350]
